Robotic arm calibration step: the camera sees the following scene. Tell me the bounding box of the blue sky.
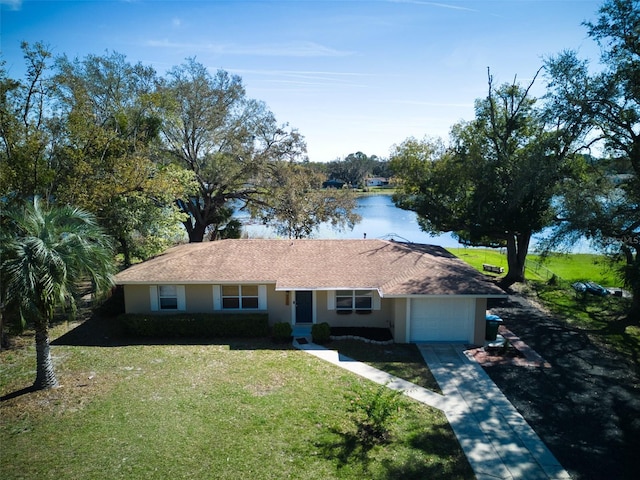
[2,0,602,162]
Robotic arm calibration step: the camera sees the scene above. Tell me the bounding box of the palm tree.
[0,198,115,389]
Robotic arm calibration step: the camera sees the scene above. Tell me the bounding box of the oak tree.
[251,161,360,239]
[392,72,580,287]
[157,59,306,242]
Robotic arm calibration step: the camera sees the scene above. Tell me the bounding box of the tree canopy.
[50,51,195,265]
[249,162,360,239]
[391,72,582,286]
[0,46,317,258]
[156,59,307,242]
[0,42,54,201]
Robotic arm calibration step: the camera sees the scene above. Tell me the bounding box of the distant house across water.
[366,177,389,187]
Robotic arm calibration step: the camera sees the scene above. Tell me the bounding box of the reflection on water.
[241,194,463,248]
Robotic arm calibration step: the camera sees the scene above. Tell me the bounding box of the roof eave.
[381,293,508,298]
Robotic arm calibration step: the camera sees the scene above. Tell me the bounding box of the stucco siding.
[266,285,291,324]
[186,285,214,312]
[393,298,408,343]
[315,291,391,328]
[123,284,151,313]
[123,282,490,345]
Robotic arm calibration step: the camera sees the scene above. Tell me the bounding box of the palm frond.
[0,197,115,324]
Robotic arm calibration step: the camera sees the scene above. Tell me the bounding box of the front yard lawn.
[1,320,472,480]
[329,340,441,393]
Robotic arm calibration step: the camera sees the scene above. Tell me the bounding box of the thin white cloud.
[231,69,372,78]
[232,68,372,83]
[0,0,22,10]
[394,100,474,108]
[229,68,384,90]
[388,0,478,13]
[144,39,353,57]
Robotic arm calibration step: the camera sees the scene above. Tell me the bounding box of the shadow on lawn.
[314,423,472,479]
[0,385,39,402]
[315,427,375,473]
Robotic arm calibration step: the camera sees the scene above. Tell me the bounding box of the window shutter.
[149,285,159,311]
[258,285,267,310]
[176,285,186,311]
[373,290,381,310]
[213,285,221,310]
[327,291,336,310]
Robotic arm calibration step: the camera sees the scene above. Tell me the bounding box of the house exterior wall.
[123,284,490,345]
[392,298,408,342]
[187,284,214,312]
[472,297,488,345]
[124,284,152,313]
[314,290,391,329]
[266,286,291,324]
[124,284,270,315]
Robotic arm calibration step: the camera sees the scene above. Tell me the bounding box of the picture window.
[222,285,260,310]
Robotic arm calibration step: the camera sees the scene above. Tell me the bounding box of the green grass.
[448,247,623,286]
[329,340,441,393]
[531,283,638,363]
[355,186,396,195]
[1,322,472,480]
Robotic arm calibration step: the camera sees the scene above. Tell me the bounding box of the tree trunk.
[186,220,207,243]
[629,293,640,323]
[500,232,531,288]
[119,237,132,267]
[33,326,59,389]
[178,198,208,243]
[0,302,6,351]
[626,249,640,323]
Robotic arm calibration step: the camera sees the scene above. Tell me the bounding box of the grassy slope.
[0,324,472,480]
[448,247,622,285]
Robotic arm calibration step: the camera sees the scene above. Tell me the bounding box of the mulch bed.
[465,326,552,368]
[329,327,393,341]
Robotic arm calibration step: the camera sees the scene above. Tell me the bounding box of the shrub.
[272,322,292,342]
[119,313,269,338]
[347,383,401,445]
[311,322,331,344]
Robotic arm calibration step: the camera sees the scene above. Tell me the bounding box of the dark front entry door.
[295,291,313,324]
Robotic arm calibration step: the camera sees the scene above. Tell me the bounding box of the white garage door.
[410,297,474,342]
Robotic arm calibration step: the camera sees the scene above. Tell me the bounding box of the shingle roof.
[114,239,506,297]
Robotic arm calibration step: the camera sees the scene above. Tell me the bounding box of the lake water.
[241,194,464,248]
[240,194,594,253]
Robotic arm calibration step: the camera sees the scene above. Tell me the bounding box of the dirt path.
[485,293,640,480]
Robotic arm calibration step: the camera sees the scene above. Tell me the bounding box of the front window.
[222,285,259,310]
[336,290,372,313]
[158,285,178,310]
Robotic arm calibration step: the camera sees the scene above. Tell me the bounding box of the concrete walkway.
[293,338,570,480]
